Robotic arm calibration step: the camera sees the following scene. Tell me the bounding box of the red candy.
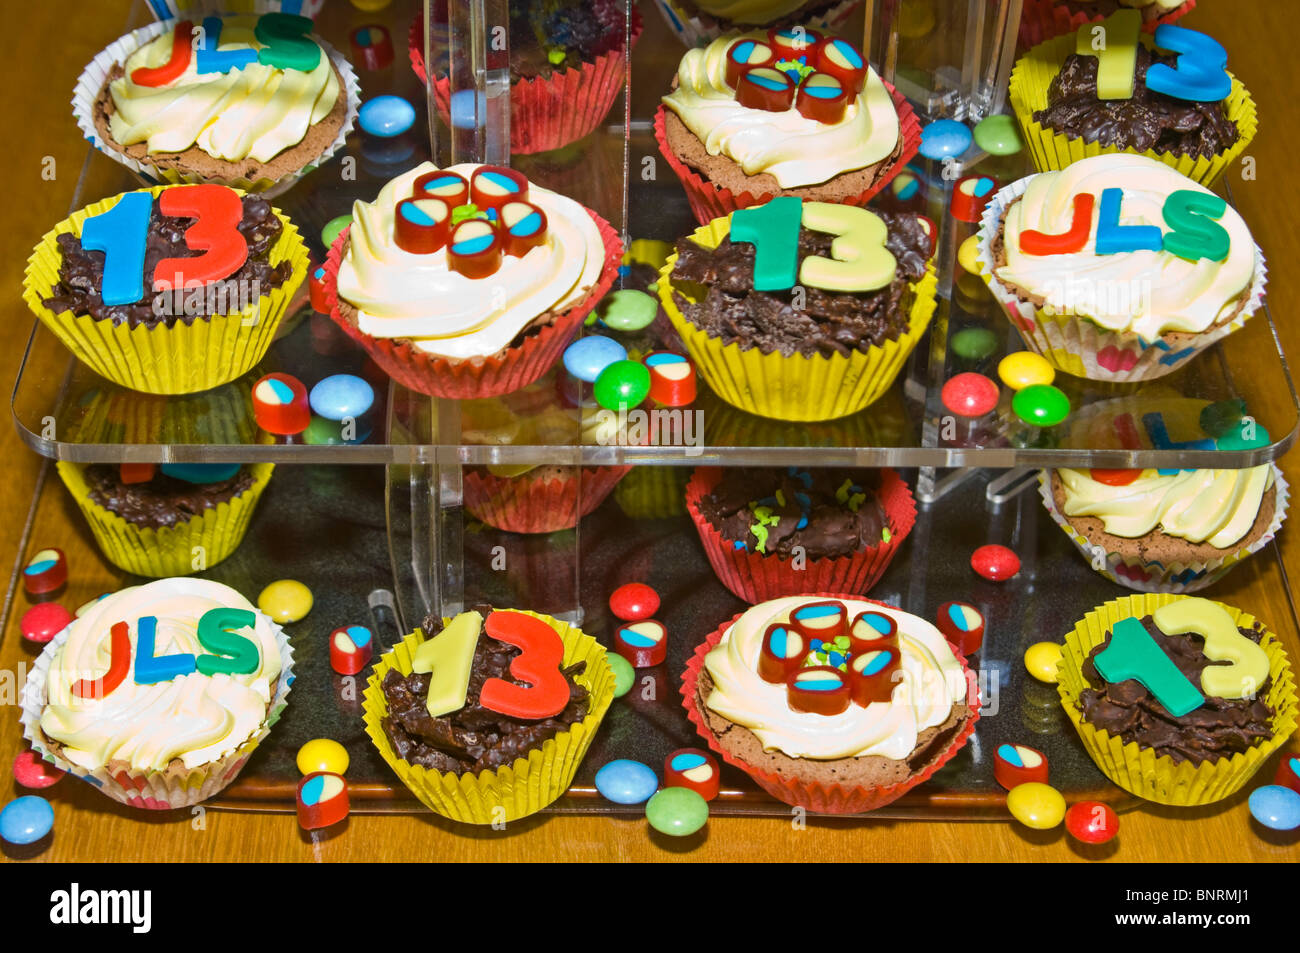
[814,37,867,93]
[789,601,847,642]
[993,743,1048,791]
[936,601,985,655]
[13,751,63,790]
[613,619,668,668]
[950,175,999,224]
[21,603,73,644]
[447,219,502,279]
[788,666,851,715]
[768,26,823,60]
[394,197,452,254]
[413,170,469,207]
[971,544,1020,581]
[724,38,777,88]
[1090,468,1141,486]
[479,610,570,719]
[132,20,193,87]
[1065,800,1119,844]
[253,372,310,436]
[1275,754,1300,795]
[296,771,350,831]
[470,166,529,211]
[153,185,249,291]
[119,463,157,485]
[848,647,900,707]
[758,623,805,683]
[349,23,394,71]
[795,72,850,124]
[23,547,67,596]
[71,621,130,700]
[1021,192,1095,256]
[609,582,660,621]
[499,201,549,258]
[329,625,374,676]
[665,748,720,801]
[645,353,696,407]
[941,372,1000,418]
[735,67,795,112]
[848,610,897,655]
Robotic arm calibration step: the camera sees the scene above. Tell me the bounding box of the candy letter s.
[1161,190,1230,262]
[195,607,260,676]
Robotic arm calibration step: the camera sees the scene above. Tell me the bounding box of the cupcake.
[75,12,359,195]
[1018,0,1197,51]
[411,0,642,155]
[977,153,1266,382]
[687,467,915,602]
[57,461,275,578]
[1009,19,1255,186]
[655,30,919,225]
[660,201,937,421]
[682,594,979,813]
[363,606,615,824]
[323,162,622,399]
[653,0,861,49]
[1057,594,1298,805]
[20,578,293,810]
[24,185,308,396]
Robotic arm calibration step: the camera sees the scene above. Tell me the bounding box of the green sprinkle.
[882,528,892,543]
[751,523,769,553]
[835,479,853,505]
[775,489,786,507]
[451,203,487,225]
[547,48,567,65]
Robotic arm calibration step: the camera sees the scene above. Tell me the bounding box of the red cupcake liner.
[320,211,623,400]
[685,467,916,603]
[464,464,631,534]
[410,9,642,155]
[680,591,982,814]
[653,79,921,226]
[1017,0,1196,49]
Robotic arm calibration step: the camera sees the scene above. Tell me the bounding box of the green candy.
[1215,421,1270,452]
[645,786,708,837]
[608,653,635,698]
[594,360,651,411]
[1012,384,1070,428]
[304,416,345,445]
[973,114,1021,156]
[321,215,353,249]
[951,327,998,361]
[600,290,659,331]
[1198,399,1247,438]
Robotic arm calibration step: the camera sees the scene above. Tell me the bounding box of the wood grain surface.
[1,0,1297,863]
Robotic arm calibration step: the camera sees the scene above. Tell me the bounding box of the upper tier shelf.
[11,1,1297,468]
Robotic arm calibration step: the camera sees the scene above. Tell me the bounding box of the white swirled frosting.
[662,33,900,189]
[704,596,967,760]
[40,579,282,773]
[996,154,1256,341]
[1058,465,1274,548]
[109,15,340,163]
[337,163,607,359]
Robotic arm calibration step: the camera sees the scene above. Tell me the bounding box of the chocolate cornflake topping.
[42,193,292,329]
[380,606,590,776]
[1079,615,1274,765]
[83,464,254,530]
[1033,46,1238,160]
[669,211,930,359]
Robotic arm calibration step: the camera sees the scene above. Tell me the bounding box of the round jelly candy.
[941,372,999,418]
[645,786,709,837]
[563,335,627,383]
[1199,399,1247,438]
[609,582,660,622]
[309,374,375,422]
[23,546,67,596]
[998,351,1055,391]
[450,89,478,129]
[957,234,982,276]
[359,95,414,138]
[1012,383,1070,428]
[1024,641,1063,684]
[21,602,73,644]
[594,360,651,411]
[971,543,1020,581]
[608,654,635,698]
[1248,785,1300,831]
[600,289,659,332]
[1216,421,1270,452]
[1007,782,1066,830]
[13,751,63,790]
[919,119,972,160]
[0,795,53,846]
[1065,800,1119,844]
[253,372,311,436]
[1276,754,1300,795]
[258,579,313,624]
[595,759,659,805]
[296,738,350,777]
[321,215,353,249]
[350,24,394,71]
[973,114,1021,155]
[951,327,997,362]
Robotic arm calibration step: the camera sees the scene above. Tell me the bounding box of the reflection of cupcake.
[656,31,919,225]
[75,12,358,195]
[687,467,915,602]
[323,162,621,399]
[20,579,293,810]
[58,462,275,578]
[682,594,978,813]
[62,378,260,448]
[363,606,614,824]
[1058,594,1297,805]
[654,0,861,48]
[1017,0,1197,51]
[977,154,1266,382]
[24,186,308,396]
[660,203,936,421]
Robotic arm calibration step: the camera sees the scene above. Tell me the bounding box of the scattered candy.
[609,582,660,622]
[360,95,415,138]
[258,579,313,624]
[1199,398,1247,438]
[1065,800,1119,844]
[253,373,311,435]
[1248,785,1300,831]
[23,547,67,596]
[594,360,651,411]
[1007,782,1066,830]
[1275,755,1300,795]
[13,751,63,790]
[608,653,635,698]
[645,352,697,406]
[296,738,350,777]
[350,23,394,71]
[973,113,1021,155]
[563,335,627,383]
[304,414,370,445]
[321,215,353,249]
[595,759,659,805]
[919,119,972,160]
[951,328,998,364]
[297,772,350,830]
[664,748,720,801]
[308,263,330,312]
[613,619,668,668]
[645,786,708,837]
[956,234,982,276]
[998,351,1055,391]
[1024,641,1063,684]
[971,544,1020,581]
[936,601,985,655]
[994,743,1048,790]
[941,372,999,418]
[600,289,658,331]
[0,796,53,846]
[120,463,157,484]
[951,175,998,223]
[1012,383,1070,428]
[330,625,374,675]
[21,602,73,644]
[309,374,374,422]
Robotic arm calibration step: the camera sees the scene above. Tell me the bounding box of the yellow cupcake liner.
[1057,593,1298,805]
[614,466,689,519]
[24,186,309,395]
[57,461,274,578]
[1008,32,1257,188]
[362,611,615,824]
[64,377,260,446]
[658,215,937,422]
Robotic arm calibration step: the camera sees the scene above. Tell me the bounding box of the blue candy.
[160,463,242,484]
[562,335,627,383]
[359,95,416,138]
[594,759,659,805]
[0,795,54,845]
[1248,785,1300,831]
[309,374,375,421]
[919,119,973,160]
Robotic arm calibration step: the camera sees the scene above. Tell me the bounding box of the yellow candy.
[297,738,350,777]
[1024,641,1063,684]
[258,579,313,624]
[998,351,1055,391]
[957,234,981,276]
[1007,782,1066,830]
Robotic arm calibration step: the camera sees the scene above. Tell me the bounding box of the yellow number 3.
[1152,598,1270,699]
[798,203,897,293]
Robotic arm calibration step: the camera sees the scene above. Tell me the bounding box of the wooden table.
[2,0,1298,863]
